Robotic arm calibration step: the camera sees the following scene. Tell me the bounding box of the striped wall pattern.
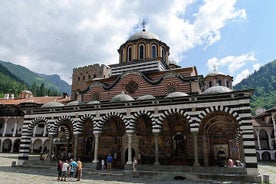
[18,92,257,174]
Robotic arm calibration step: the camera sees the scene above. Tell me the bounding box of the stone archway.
[160,113,191,165]
[2,139,12,152]
[199,111,241,166]
[99,116,125,168]
[78,118,94,161]
[13,139,21,152]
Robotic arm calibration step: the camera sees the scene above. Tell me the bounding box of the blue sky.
[0,0,275,85]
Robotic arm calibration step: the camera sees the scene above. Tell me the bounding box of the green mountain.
[234,60,276,114]
[0,60,71,97]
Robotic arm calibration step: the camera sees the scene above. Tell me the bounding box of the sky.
[0,0,275,85]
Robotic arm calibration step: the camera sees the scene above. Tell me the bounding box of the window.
[162,47,166,61]
[209,81,212,87]
[218,80,222,86]
[139,44,145,60]
[127,46,132,62]
[152,44,157,58]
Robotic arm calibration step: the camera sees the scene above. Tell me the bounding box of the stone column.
[43,124,47,137]
[73,134,79,159]
[49,134,54,160]
[33,125,37,137]
[10,140,14,153]
[126,133,133,164]
[13,122,18,137]
[2,121,7,137]
[192,132,200,167]
[272,115,276,148]
[92,133,100,164]
[154,132,160,165]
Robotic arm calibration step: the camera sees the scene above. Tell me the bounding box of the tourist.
[69,159,78,180]
[133,157,139,177]
[106,154,113,172]
[228,158,234,167]
[101,159,105,170]
[57,160,63,181]
[76,158,82,181]
[61,160,70,181]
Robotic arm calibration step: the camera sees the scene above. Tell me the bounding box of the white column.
[74,134,79,159]
[192,132,200,166]
[10,140,14,153]
[2,122,7,137]
[13,122,18,137]
[92,133,99,163]
[154,132,160,165]
[43,124,47,137]
[272,115,276,148]
[126,133,133,165]
[33,125,37,137]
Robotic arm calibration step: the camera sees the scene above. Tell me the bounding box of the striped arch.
[157,108,193,130]
[27,117,48,135]
[198,105,241,124]
[50,115,74,135]
[98,112,126,131]
[77,114,95,133]
[131,110,155,132]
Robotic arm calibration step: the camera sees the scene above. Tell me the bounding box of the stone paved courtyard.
[0,153,275,184]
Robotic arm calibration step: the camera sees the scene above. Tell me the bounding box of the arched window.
[152,44,157,58]
[162,47,166,61]
[127,46,132,62]
[139,44,145,60]
[217,80,222,86]
[209,81,212,87]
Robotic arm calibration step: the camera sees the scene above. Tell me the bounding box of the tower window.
[127,46,132,62]
[209,81,212,87]
[139,44,145,60]
[162,47,166,61]
[218,80,222,86]
[152,45,157,58]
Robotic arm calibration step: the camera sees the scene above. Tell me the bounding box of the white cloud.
[233,69,250,85]
[0,0,246,83]
[207,52,256,74]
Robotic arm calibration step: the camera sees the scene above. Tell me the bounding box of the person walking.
[76,158,82,181]
[132,157,139,177]
[101,159,105,170]
[61,160,70,181]
[69,159,78,180]
[106,154,113,172]
[57,160,63,181]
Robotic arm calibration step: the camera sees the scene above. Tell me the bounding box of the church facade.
[17,28,258,177]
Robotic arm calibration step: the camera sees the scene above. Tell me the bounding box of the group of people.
[227,158,244,168]
[57,158,82,182]
[101,154,139,177]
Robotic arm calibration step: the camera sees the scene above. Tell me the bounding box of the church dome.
[137,94,156,100]
[202,86,233,94]
[205,70,224,77]
[41,101,64,108]
[66,100,85,106]
[128,29,159,41]
[165,91,189,98]
[87,100,100,105]
[110,92,134,103]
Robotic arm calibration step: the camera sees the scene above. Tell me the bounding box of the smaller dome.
[202,86,233,94]
[66,100,85,106]
[128,29,159,41]
[87,100,100,105]
[137,95,156,100]
[110,92,134,103]
[165,91,188,98]
[206,70,224,77]
[21,90,32,94]
[41,101,64,108]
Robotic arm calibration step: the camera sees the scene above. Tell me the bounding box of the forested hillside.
[0,60,68,98]
[234,60,276,114]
